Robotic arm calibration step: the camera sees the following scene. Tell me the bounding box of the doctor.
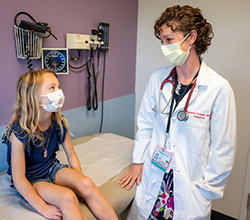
[120,5,237,220]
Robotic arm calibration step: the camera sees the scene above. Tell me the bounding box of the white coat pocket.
[187,183,212,220]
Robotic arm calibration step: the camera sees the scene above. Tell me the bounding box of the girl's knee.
[79,176,97,197]
[60,188,79,205]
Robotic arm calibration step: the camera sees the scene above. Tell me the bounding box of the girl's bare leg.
[33,181,86,220]
[55,168,118,220]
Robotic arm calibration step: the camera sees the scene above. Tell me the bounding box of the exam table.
[0,133,136,219]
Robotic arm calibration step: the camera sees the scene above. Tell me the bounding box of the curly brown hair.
[154,5,214,56]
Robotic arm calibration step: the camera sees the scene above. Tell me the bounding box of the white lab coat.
[127,60,237,220]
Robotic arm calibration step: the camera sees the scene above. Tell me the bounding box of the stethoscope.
[152,67,198,122]
[154,67,199,149]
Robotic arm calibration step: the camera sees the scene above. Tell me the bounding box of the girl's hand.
[40,203,62,220]
[119,163,143,190]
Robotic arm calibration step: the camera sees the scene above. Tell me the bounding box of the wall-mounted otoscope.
[66,22,110,131]
[90,29,98,59]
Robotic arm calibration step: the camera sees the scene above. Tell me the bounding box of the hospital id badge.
[151,145,174,173]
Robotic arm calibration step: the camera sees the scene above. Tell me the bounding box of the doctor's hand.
[119,163,143,190]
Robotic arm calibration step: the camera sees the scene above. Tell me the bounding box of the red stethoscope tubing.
[183,78,197,112]
[160,69,175,90]
[160,68,197,113]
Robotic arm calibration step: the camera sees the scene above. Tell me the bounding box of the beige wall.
[135,0,250,219]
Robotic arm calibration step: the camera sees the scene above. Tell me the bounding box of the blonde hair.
[4,69,68,146]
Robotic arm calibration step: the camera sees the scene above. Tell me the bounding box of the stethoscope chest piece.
[177,110,189,121]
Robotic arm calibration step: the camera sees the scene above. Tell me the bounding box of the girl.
[3,69,118,220]
[120,5,236,220]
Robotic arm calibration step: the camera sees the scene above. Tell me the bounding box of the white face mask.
[161,33,191,66]
[40,89,65,112]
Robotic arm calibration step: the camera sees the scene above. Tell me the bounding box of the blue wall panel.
[63,94,135,139]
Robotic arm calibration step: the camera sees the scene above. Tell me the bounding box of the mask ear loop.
[40,94,48,98]
[183,30,197,52]
[180,32,192,63]
[180,32,191,44]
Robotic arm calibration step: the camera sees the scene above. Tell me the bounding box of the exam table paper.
[57,133,134,186]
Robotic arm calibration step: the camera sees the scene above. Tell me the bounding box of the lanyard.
[163,68,199,147]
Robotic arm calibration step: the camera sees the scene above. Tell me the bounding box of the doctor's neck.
[176,52,200,85]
